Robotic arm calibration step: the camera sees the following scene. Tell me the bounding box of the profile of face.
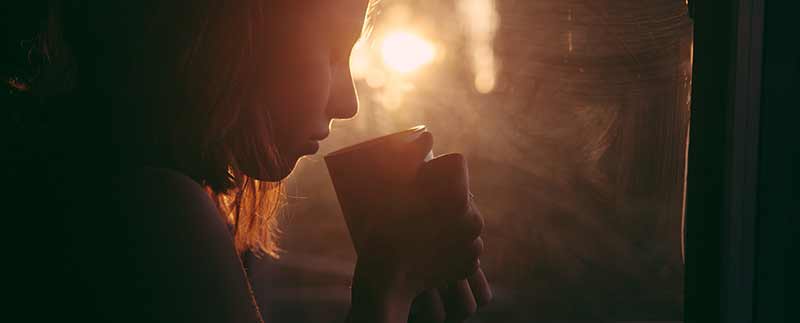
[236,1,368,181]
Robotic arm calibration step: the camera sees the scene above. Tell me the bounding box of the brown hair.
[6,1,288,257]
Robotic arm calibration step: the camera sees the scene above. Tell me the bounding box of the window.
[247,1,693,321]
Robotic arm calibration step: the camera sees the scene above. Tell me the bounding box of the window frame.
[684,0,765,322]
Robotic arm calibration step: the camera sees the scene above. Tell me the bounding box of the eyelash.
[330,45,351,65]
[331,32,362,65]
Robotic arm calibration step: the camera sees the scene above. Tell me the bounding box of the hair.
[3,1,295,257]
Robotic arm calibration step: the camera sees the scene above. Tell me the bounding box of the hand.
[350,132,485,307]
[409,260,493,323]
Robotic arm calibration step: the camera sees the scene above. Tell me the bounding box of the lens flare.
[380,31,436,74]
[349,39,370,80]
[458,0,499,93]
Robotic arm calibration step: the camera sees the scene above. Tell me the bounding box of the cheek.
[264,58,332,149]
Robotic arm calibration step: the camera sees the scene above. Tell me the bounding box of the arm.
[116,167,263,323]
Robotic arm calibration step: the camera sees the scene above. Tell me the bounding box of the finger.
[463,200,485,241]
[440,280,477,323]
[468,237,485,265]
[409,288,446,323]
[422,202,483,254]
[440,204,484,250]
[442,237,483,280]
[467,266,493,307]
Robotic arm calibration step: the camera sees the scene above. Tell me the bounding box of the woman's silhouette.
[3,1,490,322]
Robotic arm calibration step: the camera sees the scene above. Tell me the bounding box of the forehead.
[323,0,370,14]
[265,0,368,55]
[285,0,369,23]
[268,0,369,48]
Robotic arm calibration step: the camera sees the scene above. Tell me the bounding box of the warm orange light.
[380,31,436,74]
[349,39,370,79]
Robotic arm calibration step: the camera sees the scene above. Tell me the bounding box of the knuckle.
[453,194,470,215]
[469,258,480,275]
[453,257,480,280]
[470,237,484,259]
[464,205,483,239]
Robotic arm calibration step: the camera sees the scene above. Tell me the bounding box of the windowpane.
[247,1,692,322]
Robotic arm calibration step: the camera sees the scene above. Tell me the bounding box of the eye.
[330,42,354,65]
[329,27,362,66]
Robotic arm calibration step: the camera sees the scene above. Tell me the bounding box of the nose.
[326,63,359,120]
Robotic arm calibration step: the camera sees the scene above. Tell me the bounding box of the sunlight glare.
[380,31,436,74]
[458,0,499,94]
[349,39,370,80]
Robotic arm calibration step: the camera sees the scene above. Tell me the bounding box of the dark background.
[2,0,796,322]
[685,0,798,322]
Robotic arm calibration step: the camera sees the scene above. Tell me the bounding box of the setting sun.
[380,31,437,74]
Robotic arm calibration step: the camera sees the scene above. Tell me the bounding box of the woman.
[4,1,489,322]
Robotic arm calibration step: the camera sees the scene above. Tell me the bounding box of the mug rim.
[324,125,427,158]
